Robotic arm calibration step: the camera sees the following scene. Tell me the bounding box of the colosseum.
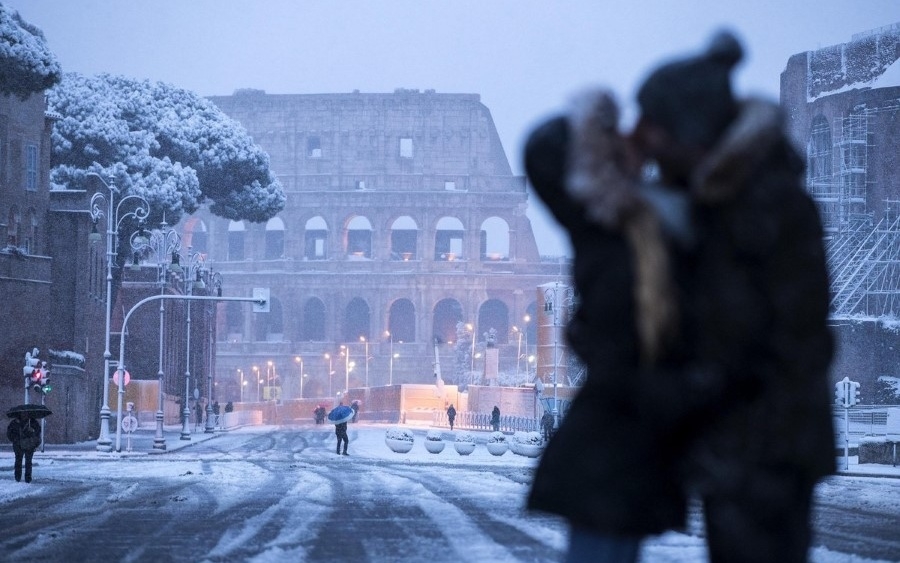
[183,88,569,401]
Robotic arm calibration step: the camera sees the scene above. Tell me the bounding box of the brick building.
[183,89,567,401]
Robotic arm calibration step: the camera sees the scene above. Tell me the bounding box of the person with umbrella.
[328,402,354,456]
[6,404,49,483]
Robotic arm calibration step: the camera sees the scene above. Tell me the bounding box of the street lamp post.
[179,246,204,440]
[294,356,304,398]
[360,336,369,387]
[87,172,150,452]
[130,219,181,450]
[324,353,333,396]
[205,270,222,433]
[513,326,522,383]
[523,314,531,381]
[238,369,244,402]
[340,345,349,394]
[253,365,260,401]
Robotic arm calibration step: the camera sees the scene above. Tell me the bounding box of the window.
[25,144,37,191]
[227,220,245,261]
[265,217,285,259]
[355,180,366,190]
[305,216,328,260]
[399,137,413,158]
[308,137,322,158]
[444,181,456,191]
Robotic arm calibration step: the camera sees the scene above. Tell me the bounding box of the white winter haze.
[4,0,898,256]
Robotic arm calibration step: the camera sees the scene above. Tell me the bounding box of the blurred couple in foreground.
[525,31,835,563]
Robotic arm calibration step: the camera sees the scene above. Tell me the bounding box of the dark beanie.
[637,30,744,148]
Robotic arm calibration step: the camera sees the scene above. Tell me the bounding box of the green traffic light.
[42,384,51,394]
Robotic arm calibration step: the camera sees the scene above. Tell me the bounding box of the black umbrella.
[6,404,52,419]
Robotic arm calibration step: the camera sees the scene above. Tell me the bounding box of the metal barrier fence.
[832,405,900,445]
[433,410,538,433]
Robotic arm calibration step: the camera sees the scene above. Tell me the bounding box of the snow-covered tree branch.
[48,73,285,225]
[0,4,61,98]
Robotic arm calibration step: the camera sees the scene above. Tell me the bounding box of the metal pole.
[154,273,167,450]
[205,298,215,433]
[181,279,193,440]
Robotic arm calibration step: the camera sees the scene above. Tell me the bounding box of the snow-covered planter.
[385,427,414,453]
[453,432,477,456]
[511,431,544,458]
[424,429,445,454]
[486,432,508,456]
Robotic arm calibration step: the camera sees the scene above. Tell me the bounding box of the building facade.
[186,89,567,400]
[781,23,900,399]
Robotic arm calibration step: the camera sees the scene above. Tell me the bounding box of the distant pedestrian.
[335,420,349,456]
[7,412,41,483]
[213,401,221,428]
[350,400,360,423]
[541,411,554,442]
[447,404,457,430]
[490,406,500,432]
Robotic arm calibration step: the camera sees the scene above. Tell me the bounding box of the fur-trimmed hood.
[692,98,793,205]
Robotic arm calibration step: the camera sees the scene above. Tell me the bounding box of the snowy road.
[1,425,898,562]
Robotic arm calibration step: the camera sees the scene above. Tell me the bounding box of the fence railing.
[832,405,900,445]
[433,411,538,433]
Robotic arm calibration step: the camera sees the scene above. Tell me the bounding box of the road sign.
[253,288,270,312]
[112,369,131,387]
[121,415,138,433]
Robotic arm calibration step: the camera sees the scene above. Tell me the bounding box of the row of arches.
[224,295,539,347]
[183,214,512,262]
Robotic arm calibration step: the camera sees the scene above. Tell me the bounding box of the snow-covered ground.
[1,424,898,562]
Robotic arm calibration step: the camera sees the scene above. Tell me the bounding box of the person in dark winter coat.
[490,406,500,432]
[7,412,41,483]
[540,411,554,442]
[446,404,456,430]
[524,85,694,563]
[630,31,835,563]
[334,421,349,455]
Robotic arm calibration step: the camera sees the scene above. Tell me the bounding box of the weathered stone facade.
[188,89,566,400]
[781,23,900,401]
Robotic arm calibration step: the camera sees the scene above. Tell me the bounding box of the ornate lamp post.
[129,219,181,450]
[204,270,222,433]
[178,246,204,440]
[87,172,150,452]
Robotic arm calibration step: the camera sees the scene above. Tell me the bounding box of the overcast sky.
[5,0,898,256]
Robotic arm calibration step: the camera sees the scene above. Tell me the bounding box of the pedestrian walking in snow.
[490,406,500,432]
[540,411,554,442]
[446,404,456,430]
[328,403,353,456]
[7,411,41,483]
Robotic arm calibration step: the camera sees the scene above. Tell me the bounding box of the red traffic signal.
[29,368,43,384]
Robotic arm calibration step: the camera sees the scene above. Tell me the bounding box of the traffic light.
[40,362,51,395]
[834,379,846,406]
[848,380,861,407]
[23,348,40,379]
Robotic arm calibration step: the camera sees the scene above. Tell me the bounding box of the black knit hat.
[637,30,744,148]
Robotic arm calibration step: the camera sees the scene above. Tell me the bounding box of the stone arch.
[227,220,245,261]
[301,297,326,341]
[343,297,370,341]
[432,298,463,344]
[183,217,208,253]
[480,216,509,260]
[344,215,373,259]
[390,215,418,260]
[255,295,284,342]
[265,216,285,259]
[388,298,416,342]
[435,216,464,261]
[304,215,328,260]
[478,298,510,344]
[225,302,244,341]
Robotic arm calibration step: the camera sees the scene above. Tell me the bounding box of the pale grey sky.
[5,0,898,256]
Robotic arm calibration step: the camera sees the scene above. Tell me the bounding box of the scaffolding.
[817,103,900,318]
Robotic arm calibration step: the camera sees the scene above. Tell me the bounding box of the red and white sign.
[112,370,131,387]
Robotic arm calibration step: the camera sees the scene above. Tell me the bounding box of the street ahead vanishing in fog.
[2,425,899,563]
